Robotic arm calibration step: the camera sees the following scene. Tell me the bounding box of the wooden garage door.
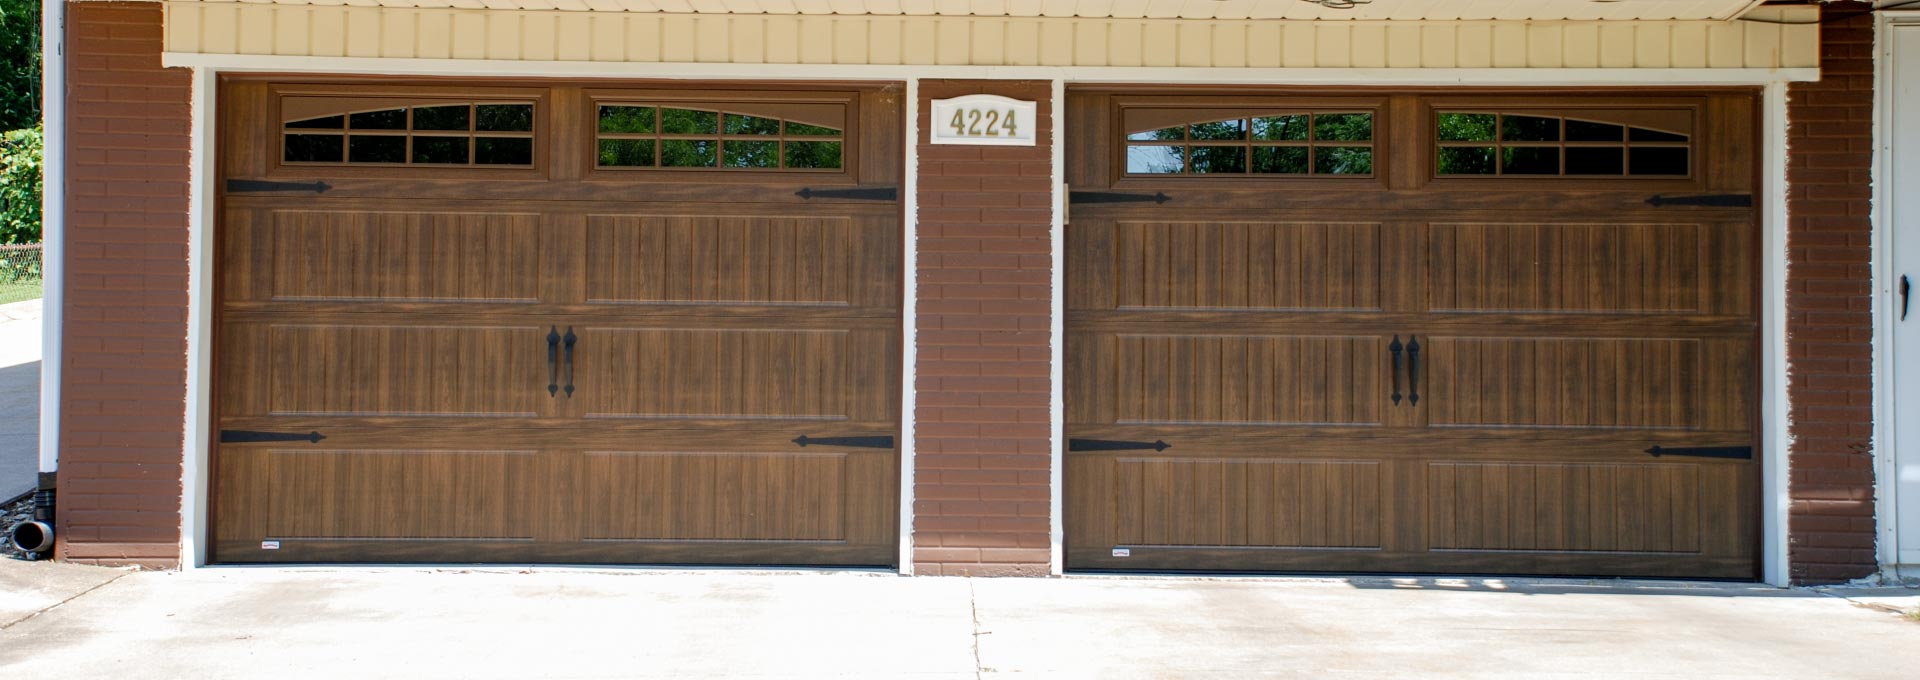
[212,81,903,565]
[1065,90,1760,578]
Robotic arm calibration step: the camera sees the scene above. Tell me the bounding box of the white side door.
[1892,23,1920,567]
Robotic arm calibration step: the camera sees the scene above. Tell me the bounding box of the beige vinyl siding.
[162,3,1818,69]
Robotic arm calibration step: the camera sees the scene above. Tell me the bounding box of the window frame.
[264,83,551,181]
[1105,95,1393,192]
[1417,95,1713,191]
[582,89,862,183]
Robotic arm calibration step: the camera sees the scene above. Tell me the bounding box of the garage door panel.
[576,327,853,421]
[1112,221,1384,311]
[1082,457,1385,549]
[218,447,540,541]
[581,451,848,542]
[1425,461,1709,554]
[1105,333,1387,427]
[1424,336,1751,431]
[268,209,545,303]
[1427,223,1713,315]
[584,214,859,307]
[254,324,551,418]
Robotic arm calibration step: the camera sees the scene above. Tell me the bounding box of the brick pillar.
[56,0,192,568]
[911,81,1055,576]
[1785,1,1877,584]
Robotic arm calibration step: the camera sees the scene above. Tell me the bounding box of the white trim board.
[898,77,920,576]
[181,66,218,568]
[160,53,1819,85]
[172,62,1804,583]
[1047,77,1066,577]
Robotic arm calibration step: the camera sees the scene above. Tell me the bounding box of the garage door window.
[1435,111,1691,177]
[595,105,844,171]
[282,100,536,167]
[1123,111,1374,176]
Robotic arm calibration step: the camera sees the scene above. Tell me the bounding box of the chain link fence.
[0,242,41,285]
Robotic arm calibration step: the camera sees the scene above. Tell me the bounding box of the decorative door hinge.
[1068,438,1171,452]
[795,187,898,201]
[1645,194,1751,208]
[1645,445,1752,460]
[220,430,326,444]
[792,435,896,449]
[227,179,332,194]
[1069,191,1171,205]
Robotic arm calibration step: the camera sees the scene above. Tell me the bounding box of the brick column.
[911,81,1055,576]
[57,1,192,568]
[1785,1,1877,584]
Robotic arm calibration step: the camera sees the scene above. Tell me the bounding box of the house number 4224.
[950,108,1018,138]
[930,95,1039,147]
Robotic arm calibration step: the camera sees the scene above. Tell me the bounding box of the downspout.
[32,0,65,554]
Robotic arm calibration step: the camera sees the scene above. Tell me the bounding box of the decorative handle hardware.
[792,435,896,449]
[795,187,898,201]
[227,179,332,194]
[1406,335,1422,407]
[1388,335,1404,406]
[1902,275,1911,321]
[1646,445,1753,460]
[1645,194,1752,208]
[546,326,560,397]
[1068,438,1171,452]
[562,327,578,398]
[1068,191,1172,205]
[220,430,325,444]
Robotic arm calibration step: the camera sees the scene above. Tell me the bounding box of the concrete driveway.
[2,561,1917,679]
[0,299,40,500]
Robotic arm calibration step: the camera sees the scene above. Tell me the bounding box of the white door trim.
[170,59,1808,583]
[1878,10,1920,576]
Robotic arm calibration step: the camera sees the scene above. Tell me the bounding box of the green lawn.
[0,278,40,304]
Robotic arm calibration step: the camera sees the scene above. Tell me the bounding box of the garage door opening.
[1064,88,1761,579]
[210,80,904,566]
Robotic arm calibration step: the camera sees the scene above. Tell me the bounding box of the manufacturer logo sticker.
[261,540,281,550]
[1112,547,1131,557]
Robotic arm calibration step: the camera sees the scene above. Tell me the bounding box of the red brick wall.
[912,81,1055,576]
[1786,1,1877,584]
[56,1,192,569]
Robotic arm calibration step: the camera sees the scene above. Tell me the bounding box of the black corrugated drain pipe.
[7,472,56,557]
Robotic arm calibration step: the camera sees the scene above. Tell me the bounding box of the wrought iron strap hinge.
[1068,438,1171,452]
[227,179,332,194]
[795,187,898,201]
[1069,191,1172,205]
[1645,194,1752,208]
[221,430,325,444]
[792,435,896,449]
[1645,445,1753,460]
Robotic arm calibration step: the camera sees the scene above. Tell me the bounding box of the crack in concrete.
[1,569,132,631]
[969,579,984,680]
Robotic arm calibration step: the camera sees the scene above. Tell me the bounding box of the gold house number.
[949,107,1019,138]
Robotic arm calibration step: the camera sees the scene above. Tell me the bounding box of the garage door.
[1065,90,1760,578]
[212,81,903,565]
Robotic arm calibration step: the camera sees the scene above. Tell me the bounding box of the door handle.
[546,326,560,397]
[1406,335,1422,407]
[1388,335,1404,406]
[562,327,577,398]
[1902,275,1911,321]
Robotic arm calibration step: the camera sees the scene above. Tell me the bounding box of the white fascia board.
[159,54,1820,85]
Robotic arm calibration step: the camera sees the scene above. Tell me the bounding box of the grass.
[0,278,40,305]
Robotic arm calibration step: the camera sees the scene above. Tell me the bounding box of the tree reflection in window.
[596,105,843,171]
[1436,112,1690,177]
[1124,111,1374,176]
